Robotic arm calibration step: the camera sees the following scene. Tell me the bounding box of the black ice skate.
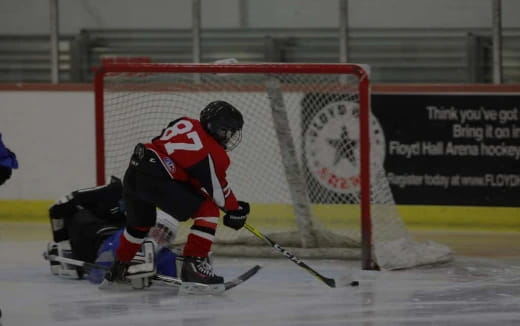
[181,256,224,284]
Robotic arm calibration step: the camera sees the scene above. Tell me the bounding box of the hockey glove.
[223,201,250,230]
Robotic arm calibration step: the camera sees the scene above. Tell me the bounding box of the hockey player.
[108,100,250,285]
[46,176,181,288]
[0,133,18,186]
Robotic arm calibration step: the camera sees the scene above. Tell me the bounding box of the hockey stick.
[244,223,359,288]
[44,253,182,286]
[45,253,108,271]
[44,252,261,291]
[159,265,262,291]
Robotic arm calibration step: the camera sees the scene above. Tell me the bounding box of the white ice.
[1,240,520,326]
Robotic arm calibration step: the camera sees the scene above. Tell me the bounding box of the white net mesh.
[98,64,452,269]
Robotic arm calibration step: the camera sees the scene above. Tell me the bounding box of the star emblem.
[327,126,357,166]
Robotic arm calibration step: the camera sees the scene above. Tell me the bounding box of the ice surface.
[1,240,520,326]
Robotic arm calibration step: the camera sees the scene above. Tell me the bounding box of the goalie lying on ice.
[45,176,183,289]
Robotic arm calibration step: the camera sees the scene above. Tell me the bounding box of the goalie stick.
[244,223,359,288]
[43,252,261,293]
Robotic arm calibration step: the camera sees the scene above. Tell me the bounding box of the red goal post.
[94,62,451,270]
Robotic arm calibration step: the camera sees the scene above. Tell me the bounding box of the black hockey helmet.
[200,101,244,151]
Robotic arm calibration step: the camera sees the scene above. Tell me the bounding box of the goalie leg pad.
[49,194,76,242]
[47,242,61,275]
[175,255,184,280]
[127,241,156,277]
[127,241,156,289]
[46,241,83,279]
[99,241,156,290]
[130,277,151,290]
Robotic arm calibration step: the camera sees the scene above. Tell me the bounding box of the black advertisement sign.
[372,94,520,207]
[302,93,520,207]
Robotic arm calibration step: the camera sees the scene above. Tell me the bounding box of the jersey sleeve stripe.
[207,154,225,207]
[223,185,232,197]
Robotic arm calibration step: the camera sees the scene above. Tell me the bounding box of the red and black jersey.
[144,117,239,212]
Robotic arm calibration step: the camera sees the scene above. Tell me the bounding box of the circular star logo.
[304,100,386,194]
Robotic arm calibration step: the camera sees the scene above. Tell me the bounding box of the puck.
[350,281,359,287]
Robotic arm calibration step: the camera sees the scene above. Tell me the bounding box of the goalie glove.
[223,201,250,230]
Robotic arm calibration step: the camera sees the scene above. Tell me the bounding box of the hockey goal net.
[94,63,452,270]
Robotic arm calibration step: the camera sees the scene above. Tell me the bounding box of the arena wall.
[0,84,518,230]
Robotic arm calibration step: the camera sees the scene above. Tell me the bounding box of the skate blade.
[178,282,225,295]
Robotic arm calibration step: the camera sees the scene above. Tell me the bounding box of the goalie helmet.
[149,210,179,248]
[200,101,244,151]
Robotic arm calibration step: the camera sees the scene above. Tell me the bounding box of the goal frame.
[94,63,374,269]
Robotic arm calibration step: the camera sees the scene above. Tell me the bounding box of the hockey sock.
[116,226,150,262]
[183,201,219,257]
[183,217,218,257]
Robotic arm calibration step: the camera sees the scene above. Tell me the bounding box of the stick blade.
[322,277,336,288]
[224,264,262,290]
